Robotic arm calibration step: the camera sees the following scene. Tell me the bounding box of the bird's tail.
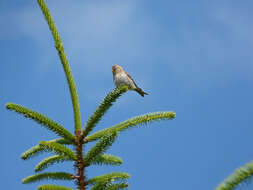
[135,88,148,97]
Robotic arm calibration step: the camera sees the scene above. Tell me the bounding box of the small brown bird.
[112,64,148,97]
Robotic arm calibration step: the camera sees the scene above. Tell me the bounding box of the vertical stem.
[37,0,82,132]
[75,130,85,190]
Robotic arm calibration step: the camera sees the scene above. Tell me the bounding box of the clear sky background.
[1,0,253,189]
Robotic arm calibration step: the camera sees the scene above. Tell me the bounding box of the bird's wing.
[113,72,115,82]
[126,71,138,88]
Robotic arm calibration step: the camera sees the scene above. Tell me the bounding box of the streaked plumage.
[112,65,148,97]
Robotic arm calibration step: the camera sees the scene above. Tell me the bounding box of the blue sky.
[1,0,253,189]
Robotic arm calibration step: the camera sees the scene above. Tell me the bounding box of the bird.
[112,64,148,97]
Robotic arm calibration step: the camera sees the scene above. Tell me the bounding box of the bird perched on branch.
[112,64,148,97]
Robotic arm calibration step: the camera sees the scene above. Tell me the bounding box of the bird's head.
[112,65,123,74]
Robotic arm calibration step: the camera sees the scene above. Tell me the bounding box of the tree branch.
[37,0,81,132]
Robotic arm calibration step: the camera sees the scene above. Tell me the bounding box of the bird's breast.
[114,73,135,89]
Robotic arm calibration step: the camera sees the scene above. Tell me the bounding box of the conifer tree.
[6,0,176,190]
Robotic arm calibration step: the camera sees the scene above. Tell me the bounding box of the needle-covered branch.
[87,111,176,142]
[38,184,73,190]
[21,138,72,160]
[87,172,130,185]
[83,132,118,166]
[89,154,122,166]
[39,141,77,161]
[35,155,72,172]
[6,103,75,142]
[215,160,253,190]
[91,182,128,190]
[90,183,108,190]
[90,182,128,190]
[83,86,128,138]
[107,183,128,190]
[22,172,73,184]
[37,0,81,131]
